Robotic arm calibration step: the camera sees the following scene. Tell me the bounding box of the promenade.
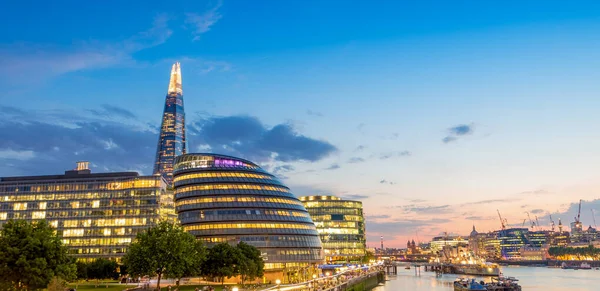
[260,265,385,291]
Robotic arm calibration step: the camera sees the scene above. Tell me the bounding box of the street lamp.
[275,279,281,291]
[312,274,317,291]
[232,287,238,291]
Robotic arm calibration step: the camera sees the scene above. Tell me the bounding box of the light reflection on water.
[372,266,599,291]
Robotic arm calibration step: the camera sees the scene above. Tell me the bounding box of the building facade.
[154,62,187,185]
[498,228,530,260]
[430,235,468,253]
[0,162,173,261]
[298,195,367,264]
[173,154,323,282]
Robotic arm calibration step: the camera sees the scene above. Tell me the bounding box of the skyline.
[2,0,600,247]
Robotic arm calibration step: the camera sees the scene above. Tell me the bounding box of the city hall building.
[173,153,323,282]
[299,195,367,264]
[0,161,175,261]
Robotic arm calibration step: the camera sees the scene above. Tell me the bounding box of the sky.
[2,0,600,248]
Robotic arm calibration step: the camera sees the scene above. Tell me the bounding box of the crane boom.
[576,199,582,223]
[535,216,540,231]
[497,209,506,230]
[522,219,526,226]
[592,209,597,229]
[549,215,555,232]
[527,212,535,229]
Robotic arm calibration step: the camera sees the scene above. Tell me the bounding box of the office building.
[498,228,530,260]
[154,62,187,185]
[173,154,323,282]
[298,195,367,264]
[0,162,172,261]
[430,235,468,253]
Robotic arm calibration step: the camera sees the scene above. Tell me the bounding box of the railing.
[259,268,383,291]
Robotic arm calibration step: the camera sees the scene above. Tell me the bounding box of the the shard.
[153,62,186,185]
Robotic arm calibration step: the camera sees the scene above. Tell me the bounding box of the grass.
[68,282,137,291]
[159,285,227,291]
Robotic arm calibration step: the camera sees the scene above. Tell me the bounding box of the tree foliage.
[46,277,67,291]
[548,245,600,260]
[84,259,119,281]
[236,242,264,284]
[0,220,76,291]
[201,243,241,284]
[123,221,205,291]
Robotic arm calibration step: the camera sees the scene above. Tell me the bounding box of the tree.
[87,259,119,287]
[122,221,205,291]
[76,261,89,280]
[236,242,264,284]
[0,220,76,291]
[201,243,242,284]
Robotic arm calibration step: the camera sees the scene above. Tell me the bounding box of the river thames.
[372,266,598,291]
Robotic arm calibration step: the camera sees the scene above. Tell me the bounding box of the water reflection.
[373,266,598,291]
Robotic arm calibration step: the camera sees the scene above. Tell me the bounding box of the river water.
[372,266,599,291]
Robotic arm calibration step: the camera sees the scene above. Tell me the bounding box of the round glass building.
[173,153,323,281]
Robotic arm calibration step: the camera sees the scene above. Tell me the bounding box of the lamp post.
[232,287,238,291]
[275,279,281,291]
[312,274,317,291]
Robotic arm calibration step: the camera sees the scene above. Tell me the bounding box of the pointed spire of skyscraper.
[154,62,187,185]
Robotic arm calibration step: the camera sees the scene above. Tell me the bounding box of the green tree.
[236,242,264,284]
[362,250,375,264]
[87,259,119,287]
[76,261,89,280]
[122,221,205,291]
[201,243,242,284]
[0,220,76,291]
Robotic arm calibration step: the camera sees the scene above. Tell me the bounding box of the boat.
[404,266,410,270]
[454,278,487,291]
[484,276,521,291]
[561,262,592,270]
[454,263,501,276]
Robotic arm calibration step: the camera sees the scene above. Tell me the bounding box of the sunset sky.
[2,0,600,247]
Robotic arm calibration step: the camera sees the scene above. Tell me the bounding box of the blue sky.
[2,0,600,247]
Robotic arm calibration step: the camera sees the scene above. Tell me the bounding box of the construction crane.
[497,209,506,230]
[575,199,582,224]
[522,219,526,227]
[549,215,556,232]
[592,209,597,229]
[535,216,540,231]
[527,212,535,229]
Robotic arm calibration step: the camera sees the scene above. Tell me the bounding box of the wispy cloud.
[380,151,411,159]
[347,157,365,164]
[325,163,341,170]
[306,110,324,117]
[0,14,172,85]
[380,179,396,185]
[442,123,475,144]
[342,194,370,200]
[185,1,223,41]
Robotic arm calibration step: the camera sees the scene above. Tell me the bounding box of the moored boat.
[561,262,592,270]
[485,276,522,291]
[454,278,487,291]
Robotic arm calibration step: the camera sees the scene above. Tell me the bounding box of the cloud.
[88,104,136,119]
[442,123,474,143]
[366,218,452,236]
[306,110,324,117]
[185,1,223,41]
[530,209,545,214]
[366,214,391,220]
[461,199,516,206]
[354,145,367,152]
[0,106,157,176]
[0,14,172,85]
[406,205,452,214]
[465,216,495,221]
[189,115,337,163]
[380,179,396,185]
[347,157,365,164]
[519,189,548,196]
[341,194,370,200]
[325,163,341,170]
[379,151,411,159]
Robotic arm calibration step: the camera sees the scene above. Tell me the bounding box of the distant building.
[519,246,549,261]
[468,225,487,257]
[430,235,468,253]
[0,162,173,261]
[570,220,584,243]
[173,154,323,282]
[498,228,530,260]
[154,62,187,185]
[299,195,367,264]
[483,232,501,260]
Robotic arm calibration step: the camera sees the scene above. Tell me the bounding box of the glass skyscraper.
[299,195,367,264]
[0,162,173,261]
[153,62,187,185]
[173,154,323,282]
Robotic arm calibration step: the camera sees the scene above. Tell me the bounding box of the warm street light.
[312,274,317,279]
[275,279,281,285]
[232,288,238,291]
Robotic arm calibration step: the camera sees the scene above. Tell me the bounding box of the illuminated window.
[39,202,47,210]
[104,228,111,236]
[32,211,46,219]
[92,200,100,208]
[0,213,7,220]
[13,203,27,210]
[71,201,80,209]
[50,220,58,228]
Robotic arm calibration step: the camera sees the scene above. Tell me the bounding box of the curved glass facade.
[299,195,366,264]
[173,154,323,273]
